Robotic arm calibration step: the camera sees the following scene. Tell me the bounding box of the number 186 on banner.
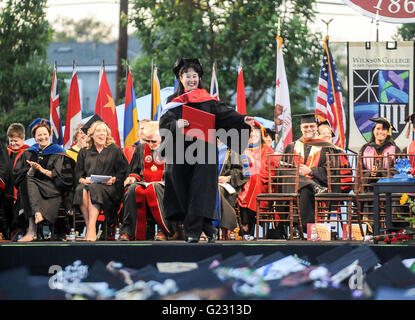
[343,0,415,23]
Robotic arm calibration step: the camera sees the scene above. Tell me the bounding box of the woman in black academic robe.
[159,58,254,243]
[13,119,75,242]
[73,120,128,241]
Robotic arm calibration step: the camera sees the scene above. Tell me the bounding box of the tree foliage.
[128,0,322,122]
[0,0,67,142]
[394,24,415,41]
[52,17,115,43]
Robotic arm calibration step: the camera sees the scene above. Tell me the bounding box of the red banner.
[343,0,415,23]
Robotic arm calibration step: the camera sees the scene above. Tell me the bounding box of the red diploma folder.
[182,105,216,143]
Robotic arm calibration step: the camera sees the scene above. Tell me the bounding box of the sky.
[46,0,402,43]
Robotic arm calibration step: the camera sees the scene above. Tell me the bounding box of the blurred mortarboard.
[369,117,396,134]
[29,118,51,135]
[294,112,317,124]
[173,58,203,78]
[318,120,335,137]
[81,114,105,135]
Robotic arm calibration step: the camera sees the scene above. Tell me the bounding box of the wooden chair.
[314,152,360,240]
[256,153,303,240]
[355,152,394,233]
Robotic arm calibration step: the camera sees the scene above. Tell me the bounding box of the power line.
[47,1,119,7]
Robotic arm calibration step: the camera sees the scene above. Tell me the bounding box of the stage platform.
[1,240,414,276]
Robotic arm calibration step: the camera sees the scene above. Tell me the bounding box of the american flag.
[210,61,219,100]
[50,62,63,145]
[315,36,346,149]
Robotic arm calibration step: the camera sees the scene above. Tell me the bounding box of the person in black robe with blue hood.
[159,58,255,243]
[13,118,75,242]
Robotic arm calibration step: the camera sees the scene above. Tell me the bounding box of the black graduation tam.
[298,113,317,124]
[81,113,105,135]
[369,117,396,132]
[406,112,415,125]
[173,58,203,78]
[318,120,335,137]
[29,118,51,136]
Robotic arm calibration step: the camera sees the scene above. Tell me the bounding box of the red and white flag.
[236,60,246,115]
[274,36,292,154]
[63,63,82,149]
[95,63,121,146]
[50,62,63,145]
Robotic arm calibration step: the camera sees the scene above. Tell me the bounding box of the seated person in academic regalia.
[1,123,30,240]
[66,123,88,162]
[73,115,128,241]
[263,128,276,149]
[359,118,401,191]
[403,113,415,173]
[237,124,274,241]
[214,139,249,238]
[119,121,181,241]
[12,119,76,242]
[283,113,338,233]
[122,118,151,164]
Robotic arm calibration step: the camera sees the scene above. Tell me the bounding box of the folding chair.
[314,152,360,240]
[256,153,303,240]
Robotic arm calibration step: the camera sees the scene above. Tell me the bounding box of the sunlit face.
[179,68,200,92]
[249,128,261,145]
[263,135,273,147]
[138,121,149,142]
[8,135,25,150]
[92,123,108,147]
[142,133,161,151]
[318,125,333,143]
[34,127,50,148]
[76,130,87,148]
[300,122,318,139]
[373,123,389,145]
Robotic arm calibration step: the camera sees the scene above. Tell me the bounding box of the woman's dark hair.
[168,63,204,102]
[369,123,395,145]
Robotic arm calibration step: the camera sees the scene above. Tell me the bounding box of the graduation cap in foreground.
[81,114,105,135]
[173,58,204,78]
[318,120,335,137]
[369,117,396,135]
[29,118,52,136]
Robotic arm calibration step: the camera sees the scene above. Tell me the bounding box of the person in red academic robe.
[119,121,179,241]
[237,125,274,240]
[403,113,415,173]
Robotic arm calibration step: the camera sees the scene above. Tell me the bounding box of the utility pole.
[116,0,128,103]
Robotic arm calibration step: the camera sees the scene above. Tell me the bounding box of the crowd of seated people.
[0,114,414,242]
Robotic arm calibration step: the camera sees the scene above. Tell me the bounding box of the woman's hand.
[26,160,51,177]
[218,176,231,184]
[177,119,190,128]
[106,176,116,186]
[244,116,256,128]
[79,177,92,185]
[124,176,136,187]
[299,164,312,176]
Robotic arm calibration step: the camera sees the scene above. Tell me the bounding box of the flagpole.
[375,10,380,42]
[151,60,154,120]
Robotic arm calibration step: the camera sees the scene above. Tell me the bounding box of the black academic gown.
[283,138,337,229]
[159,88,250,237]
[73,143,128,221]
[13,144,75,223]
[216,147,249,230]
